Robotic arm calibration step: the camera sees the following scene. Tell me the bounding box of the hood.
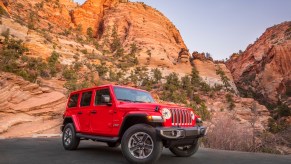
[116,102,190,111]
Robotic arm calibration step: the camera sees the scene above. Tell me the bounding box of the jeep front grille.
[169,109,192,126]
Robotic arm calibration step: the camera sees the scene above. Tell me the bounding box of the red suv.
[61,85,206,163]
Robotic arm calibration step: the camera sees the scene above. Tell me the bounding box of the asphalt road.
[0,138,290,164]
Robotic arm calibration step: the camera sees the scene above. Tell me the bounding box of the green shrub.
[129,43,138,55]
[35,2,44,9]
[276,103,291,118]
[73,61,82,71]
[64,79,90,93]
[81,49,88,54]
[94,62,108,78]
[115,48,124,57]
[1,28,10,39]
[64,79,77,93]
[85,53,99,59]
[285,26,291,39]
[285,82,291,97]
[0,6,8,17]
[76,24,83,34]
[193,95,203,104]
[61,28,71,36]
[47,51,60,77]
[225,93,236,110]
[151,68,162,83]
[197,103,211,120]
[216,66,232,91]
[164,72,180,89]
[62,67,77,80]
[146,50,151,58]
[93,40,100,50]
[87,27,94,38]
[268,118,288,133]
[110,25,122,52]
[0,37,27,69]
[128,70,138,85]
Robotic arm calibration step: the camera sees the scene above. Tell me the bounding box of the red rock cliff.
[226,21,291,106]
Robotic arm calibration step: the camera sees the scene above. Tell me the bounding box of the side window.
[95,89,111,105]
[68,94,79,108]
[80,91,92,107]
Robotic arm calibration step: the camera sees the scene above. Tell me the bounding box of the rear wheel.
[62,123,80,150]
[121,124,163,164]
[169,139,200,157]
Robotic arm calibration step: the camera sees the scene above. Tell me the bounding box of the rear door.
[78,90,93,133]
[90,87,115,135]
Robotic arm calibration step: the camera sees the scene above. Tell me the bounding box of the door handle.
[77,111,82,115]
[91,110,97,114]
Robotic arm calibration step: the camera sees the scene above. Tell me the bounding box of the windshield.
[113,87,155,103]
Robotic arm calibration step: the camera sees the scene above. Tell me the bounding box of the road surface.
[0,138,290,164]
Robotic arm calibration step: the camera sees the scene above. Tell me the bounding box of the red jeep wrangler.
[61,85,206,163]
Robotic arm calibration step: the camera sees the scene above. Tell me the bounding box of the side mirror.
[101,95,111,105]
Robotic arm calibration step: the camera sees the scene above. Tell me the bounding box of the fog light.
[171,130,182,137]
[160,130,184,139]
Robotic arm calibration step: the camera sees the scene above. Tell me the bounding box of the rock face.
[203,92,270,131]
[100,2,191,74]
[72,0,119,35]
[0,72,66,138]
[7,0,76,33]
[226,22,291,106]
[4,0,191,75]
[193,59,238,93]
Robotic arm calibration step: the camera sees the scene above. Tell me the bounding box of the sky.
[74,0,291,60]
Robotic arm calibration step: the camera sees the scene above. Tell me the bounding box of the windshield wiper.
[118,99,133,102]
[133,101,147,103]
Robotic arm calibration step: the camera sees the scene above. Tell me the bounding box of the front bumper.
[156,126,207,140]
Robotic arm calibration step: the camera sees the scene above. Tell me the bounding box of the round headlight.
[161,108,171,120]
[190,111,195,120]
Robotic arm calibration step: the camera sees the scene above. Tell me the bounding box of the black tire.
[169,139,200,157]
[107,142,120,148]
[121,124,163,164]
[62,123,80,150]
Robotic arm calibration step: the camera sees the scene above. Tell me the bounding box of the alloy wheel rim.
[64,128,73,146]
[128,132,154,159]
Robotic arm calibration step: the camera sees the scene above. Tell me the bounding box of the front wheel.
[121,124,163,164]
[169,139,200,157]
[62,123,80,150]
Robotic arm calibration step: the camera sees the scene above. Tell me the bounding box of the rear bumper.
[156,126,207,140]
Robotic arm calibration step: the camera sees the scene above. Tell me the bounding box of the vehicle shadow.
[75,142,202,164]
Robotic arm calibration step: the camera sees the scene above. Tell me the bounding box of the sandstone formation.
[193,59,238,93]
[203,93,270,132]
[72,0,119,35]
[0,72,66,138]
[7,0,76,33]
[99,2,191,75]
[178,48,190,63]
[226,22,291,106]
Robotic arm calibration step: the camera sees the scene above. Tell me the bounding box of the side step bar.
[76,133,119,142]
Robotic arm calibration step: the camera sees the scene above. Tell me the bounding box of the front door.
[90,88,114,135]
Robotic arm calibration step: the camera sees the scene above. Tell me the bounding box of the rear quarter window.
[68,94,79,108]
